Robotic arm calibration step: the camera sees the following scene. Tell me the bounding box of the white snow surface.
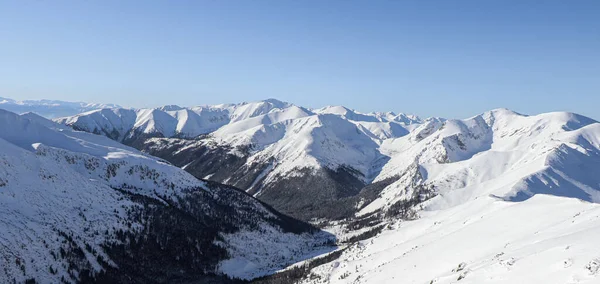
[304,195,600,284]
[298,109,600,284]
[0,109,327,282]
[361,109,600,215]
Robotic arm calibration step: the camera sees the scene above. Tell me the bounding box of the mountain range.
[55,99,434,220]
[0,97,119,118]
[0,108,333,283]
[1,96,600,283]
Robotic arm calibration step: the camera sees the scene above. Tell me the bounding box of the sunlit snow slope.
[0,109,332,283]
[299,109,600,283]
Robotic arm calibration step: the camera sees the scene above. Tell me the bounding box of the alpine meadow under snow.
[1,97,600,283]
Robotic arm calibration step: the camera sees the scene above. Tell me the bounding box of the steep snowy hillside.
[359,109,599,215]
[0,109,334,283]
[0,96,119,118]
[57,100,424,220]
[223,110,599,284]
[301,195,600,284]
[288,109,600,283]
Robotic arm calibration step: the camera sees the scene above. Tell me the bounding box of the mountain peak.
[159,104,184,111]
[262,98,291,108]
[316,105,352,115]
[486,107,523,116]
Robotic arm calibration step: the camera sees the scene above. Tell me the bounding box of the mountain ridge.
[55,99,600,224]
[0,108,334,283]
[0,97,120,118]
[4,97,600,283]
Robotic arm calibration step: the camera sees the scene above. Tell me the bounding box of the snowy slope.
[302,195,600,284]
[212,112,385,181]
[0,109,333,283]
[295,110,600,284]
[359,109,599,215]
[0,96,119,118]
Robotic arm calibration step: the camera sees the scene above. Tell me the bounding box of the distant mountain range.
[0,97,120,118]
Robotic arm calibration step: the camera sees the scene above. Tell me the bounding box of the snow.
[302,195,600,284]
[0,111,137,283]
[57,99,303,140]
[56,99,424,186]
[57,102,600,213]
[0,96,119,118]
[134,108,179,136]
[55,100,600,211]
[21,97,600,283]
[0,109,330,283]
[216,226,334,280]
[296,109,600,284]
[355,109,599,217]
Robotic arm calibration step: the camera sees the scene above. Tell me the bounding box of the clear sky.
[1,0,598,119]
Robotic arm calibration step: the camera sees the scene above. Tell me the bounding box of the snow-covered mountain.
[56,99,422,142]
[250,108,600,284]
[0,97,119,118]
[299,109,600,284]
[56,99,426,220]
[29,98,600,283]
[56,100,600,228]
[0,109,334,283]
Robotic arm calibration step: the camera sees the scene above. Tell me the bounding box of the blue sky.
[1,0,598,119]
